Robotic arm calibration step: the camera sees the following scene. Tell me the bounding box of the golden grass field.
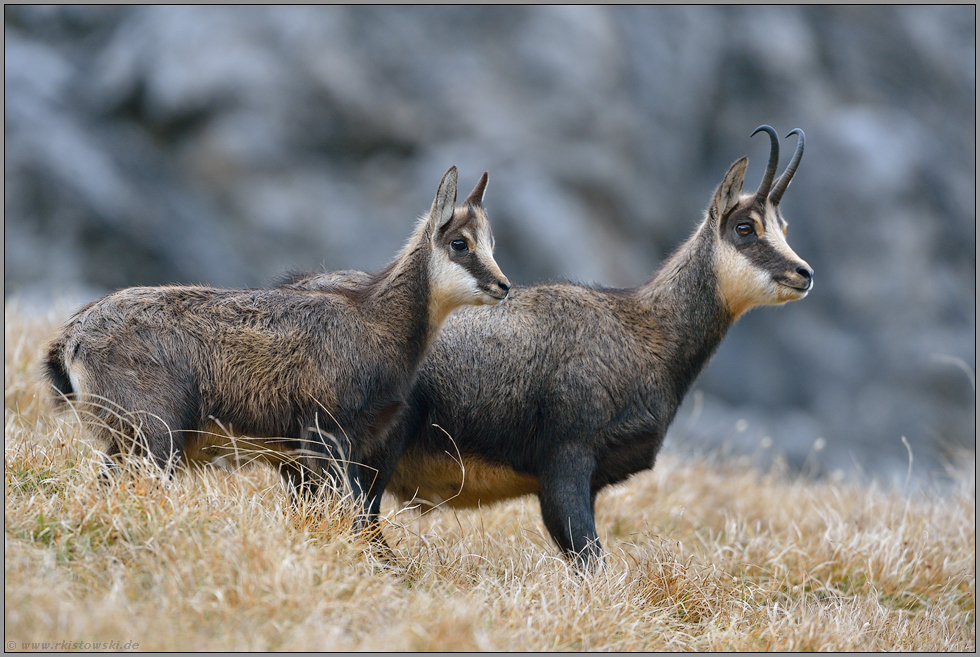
[5,303,976,651]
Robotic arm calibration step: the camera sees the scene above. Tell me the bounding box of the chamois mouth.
[479,282,510,303]
[777,279,812,298]
[483,288,509,302]
[783,283,811,296]
[776,266,813,296]
[478,276,511,303]
[781,279,811,291]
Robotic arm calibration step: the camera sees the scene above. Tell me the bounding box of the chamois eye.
[451,239,468,252]
[735,222,754,237]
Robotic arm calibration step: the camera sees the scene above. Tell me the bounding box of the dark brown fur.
[44,167,510,507]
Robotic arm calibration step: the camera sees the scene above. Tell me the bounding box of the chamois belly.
[182,423,297,470]
[387,450,540,509]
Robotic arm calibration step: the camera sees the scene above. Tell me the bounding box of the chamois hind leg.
[89,401,191,481]
[95,428,125,487]
[126,406,193,476]
[538,443,603,571]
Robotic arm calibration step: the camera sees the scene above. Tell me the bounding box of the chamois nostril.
[797,266,813,285]
[498,280,511,294]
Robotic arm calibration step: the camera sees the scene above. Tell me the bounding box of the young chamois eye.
[735,222,754,236]
[451,239,468,252]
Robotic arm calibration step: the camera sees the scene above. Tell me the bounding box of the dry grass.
[5,303,975,651]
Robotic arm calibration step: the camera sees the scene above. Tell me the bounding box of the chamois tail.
[43,336,74,407]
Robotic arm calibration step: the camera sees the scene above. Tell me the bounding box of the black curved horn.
[751,125,780,199]
[769,129,805,206]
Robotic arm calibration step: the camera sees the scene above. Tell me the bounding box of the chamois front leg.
[282,417,366,510]
[359,437,408,564]
[538,443,603,570]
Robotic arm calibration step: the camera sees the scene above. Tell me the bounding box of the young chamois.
[367,127,813,568]
[43,167,511,510]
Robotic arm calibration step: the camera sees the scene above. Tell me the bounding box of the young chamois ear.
[712,125,813,318]
[426,168,510,324]
[463,171,489,206]
[428,166,459,234]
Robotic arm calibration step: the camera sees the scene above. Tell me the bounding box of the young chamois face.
[710,127,813,318]
[426,167,510,321]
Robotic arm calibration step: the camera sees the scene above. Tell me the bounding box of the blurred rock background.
[5,6,975,485]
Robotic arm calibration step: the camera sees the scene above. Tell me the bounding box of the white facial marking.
[431,247,482,305]
[428,213,507,326]
[715,241,777,317]
[716,203,810,317]
[764,210,807,268]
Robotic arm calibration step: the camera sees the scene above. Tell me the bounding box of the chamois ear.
[710,157,748,222]
[463,172,489,207]
[430,166,459,231]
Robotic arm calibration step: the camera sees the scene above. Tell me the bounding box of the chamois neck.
[638,220,735,400]
[363,221,438,364]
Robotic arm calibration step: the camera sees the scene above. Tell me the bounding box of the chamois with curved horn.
[363,127,812,568]
[43,167,510,511]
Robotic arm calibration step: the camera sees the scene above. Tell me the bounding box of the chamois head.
[426,167,511,322]
[709,126,813,318]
